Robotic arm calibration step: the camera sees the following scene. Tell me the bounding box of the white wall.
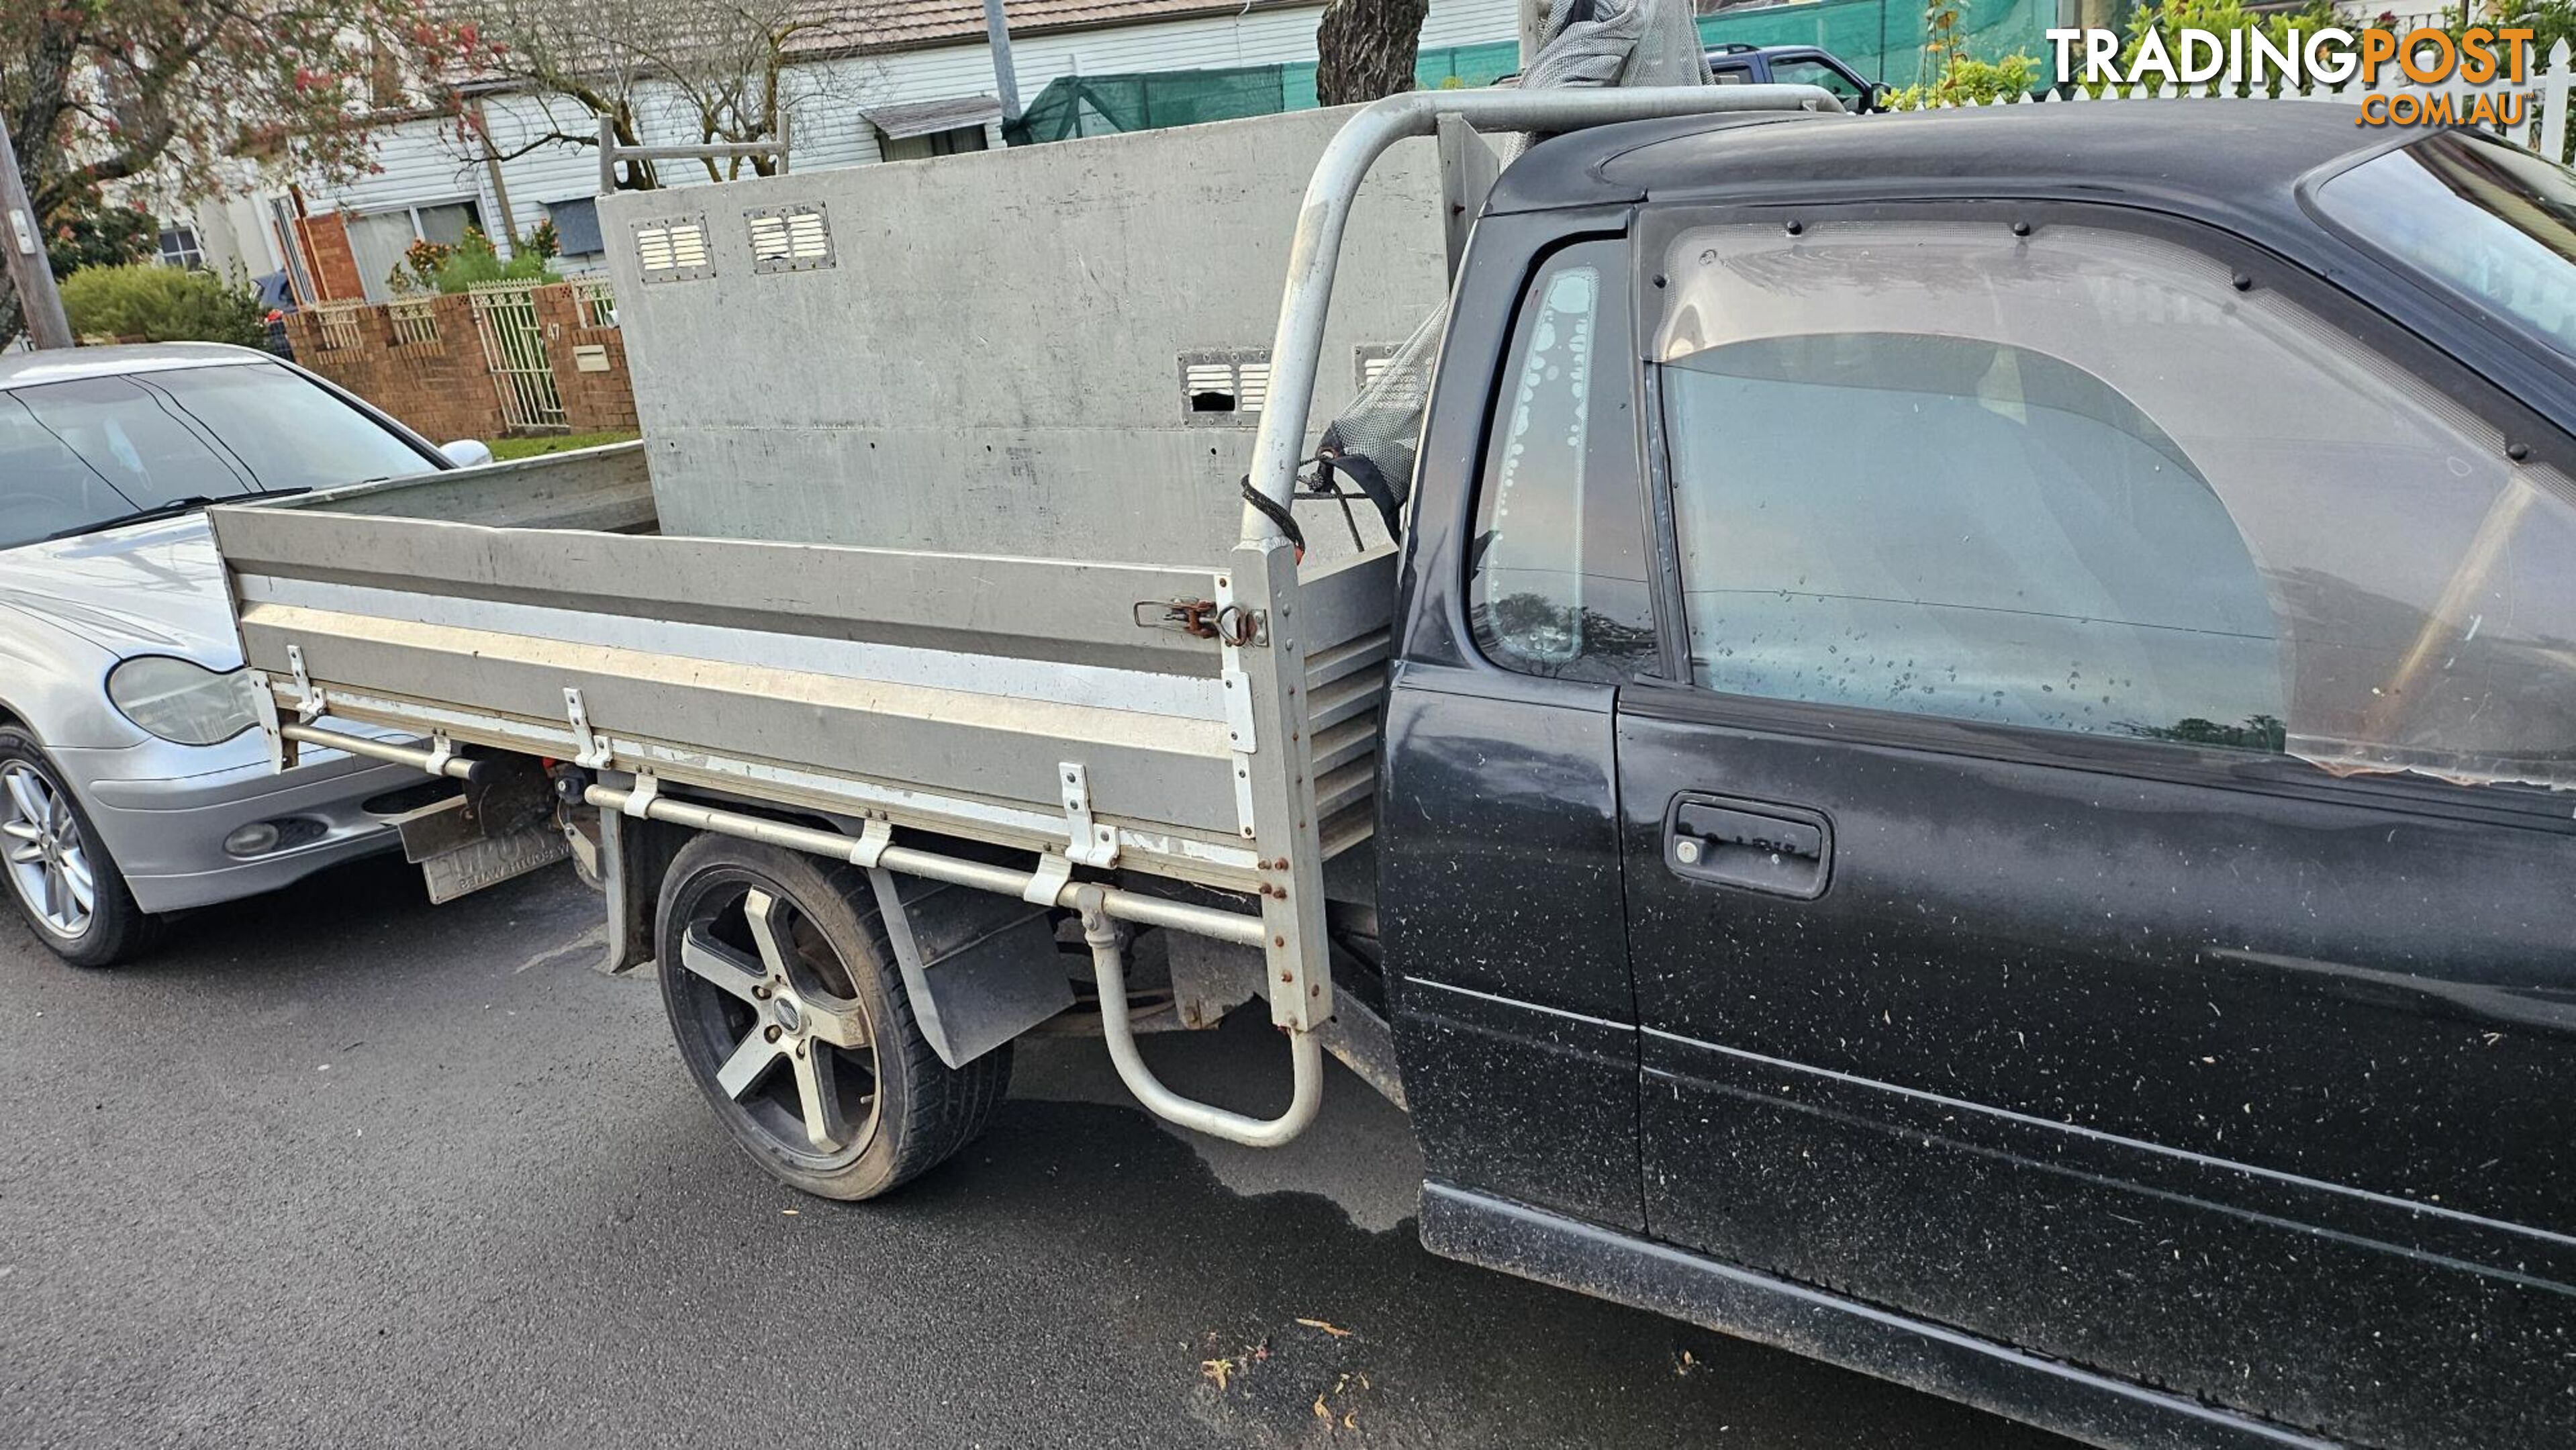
[309,0,1520,250]
[186,194,287,279]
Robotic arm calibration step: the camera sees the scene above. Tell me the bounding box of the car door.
[1615,207,2576,1449]
[1383,226,1666,1231]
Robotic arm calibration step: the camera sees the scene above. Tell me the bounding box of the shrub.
[1882,52,2044,108]
[429,227,559,293]
[385,226,560,296]
[59,263,268,348]
[1881,0,2043,108]
[2098,0,2340,96]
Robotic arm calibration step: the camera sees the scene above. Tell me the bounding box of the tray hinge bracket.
[247,669,296,771]
[285,644,326,724]
[1059,762,1119,868]
[563,687,612,769]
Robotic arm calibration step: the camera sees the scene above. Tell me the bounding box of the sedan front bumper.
[51,736,422,914]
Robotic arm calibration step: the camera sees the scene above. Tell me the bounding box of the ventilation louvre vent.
[747,203,834,273]
[633,215,713,283]
[1180,350,1271,426]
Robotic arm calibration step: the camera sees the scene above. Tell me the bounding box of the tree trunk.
[1314,0,1432,105]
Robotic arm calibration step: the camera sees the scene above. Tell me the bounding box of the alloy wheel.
[1,762,93,940]
[670,878,882,1161]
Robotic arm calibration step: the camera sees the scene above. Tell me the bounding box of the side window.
[1664,333,2283,745]
[1467,240,1658,681]
[1652,218,2576,791]
[1768,58,1865,105]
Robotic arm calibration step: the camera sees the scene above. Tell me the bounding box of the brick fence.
[283,282,636,444]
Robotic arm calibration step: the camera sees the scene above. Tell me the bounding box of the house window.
[348,200,484,300]
[877,125,989,162]
[546,197,604,261]
[156,226,205,270]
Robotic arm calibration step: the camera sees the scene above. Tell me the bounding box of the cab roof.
[1490,99,2406,231]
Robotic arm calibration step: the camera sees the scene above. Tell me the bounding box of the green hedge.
[60,264,267,348]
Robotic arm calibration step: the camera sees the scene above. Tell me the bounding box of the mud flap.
[365,759,569,906]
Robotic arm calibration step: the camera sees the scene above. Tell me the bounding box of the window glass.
[0,365,431,546]
[9,376,250,512]
[1654,220,2576,789]
[156,226,204,269]
[880,126,990,162]
[140,363,432,492]
[414,202,480,247]
[1468,241,1658,681]
[1667,334,2283,743]
[346,211,422,301]
[1768,58,1864,103]
[0,394,135,548]
[2313,132,2576,361]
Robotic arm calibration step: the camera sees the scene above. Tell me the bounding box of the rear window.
[2312,131,2576,360]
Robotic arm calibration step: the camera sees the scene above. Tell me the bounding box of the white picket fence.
[1917,38,2576,161]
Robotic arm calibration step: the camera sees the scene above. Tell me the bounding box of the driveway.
[0,855,2070,1449]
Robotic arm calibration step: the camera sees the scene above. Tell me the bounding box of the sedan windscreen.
[0,363,435,548]
[136,362,437,493]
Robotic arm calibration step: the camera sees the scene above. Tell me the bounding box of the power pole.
[1519,0,1547,70]
[0,116,72,350]
[984,0,1022,121]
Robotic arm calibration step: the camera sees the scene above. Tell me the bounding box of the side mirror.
[1864,82,1894,113]
[440,439,495,469]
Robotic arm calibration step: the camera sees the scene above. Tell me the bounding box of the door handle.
[1666,794,1831,898]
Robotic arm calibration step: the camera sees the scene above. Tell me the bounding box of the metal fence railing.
[572,277,618,329]
[310,301,368,351]
[467,281,567,431]
[387,297,440,346]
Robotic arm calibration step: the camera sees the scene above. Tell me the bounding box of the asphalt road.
[0,854,2072,1450]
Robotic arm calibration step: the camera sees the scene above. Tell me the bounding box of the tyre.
[0,727,156,968]
[655,834,1011,1200]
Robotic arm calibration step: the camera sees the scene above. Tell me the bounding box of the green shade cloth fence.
[1004,0,2054,145]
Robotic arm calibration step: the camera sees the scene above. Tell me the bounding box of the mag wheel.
[0,730,153,968]
[655,836,1010,1200]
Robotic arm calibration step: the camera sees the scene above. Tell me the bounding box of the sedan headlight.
[105,657,259,746]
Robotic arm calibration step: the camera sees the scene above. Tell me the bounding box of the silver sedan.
[0,342,489,966]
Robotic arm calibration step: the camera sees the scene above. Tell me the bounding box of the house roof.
[451,0,1318,91]
[838,0,1313,54]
